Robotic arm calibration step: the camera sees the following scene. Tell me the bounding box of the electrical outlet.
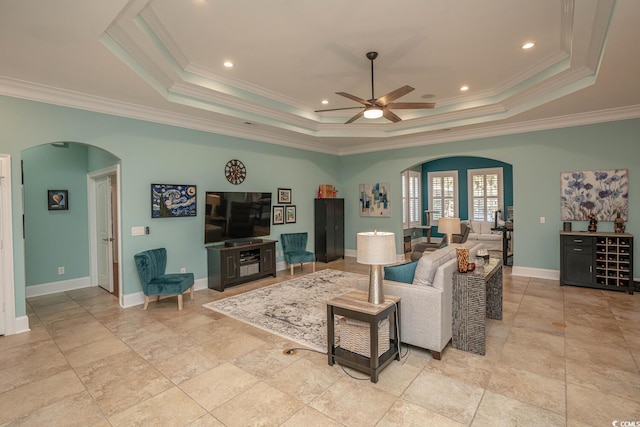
[540,216,546,224]
[58,266,65,275]
[180,267,186,273]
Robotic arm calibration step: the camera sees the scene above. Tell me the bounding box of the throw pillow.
[384,261,418,284]
[413,249,454,286]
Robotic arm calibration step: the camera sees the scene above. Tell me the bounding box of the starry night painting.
[561,169,628,221]
[151,184,197,218]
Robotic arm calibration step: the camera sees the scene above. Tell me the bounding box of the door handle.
[102,237,114,242]
[573,248,582,252]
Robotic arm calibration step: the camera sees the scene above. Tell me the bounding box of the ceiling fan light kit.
[315,51,436,124]
[364,108,383,119]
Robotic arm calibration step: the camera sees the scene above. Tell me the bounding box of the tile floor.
[2,257,640,426]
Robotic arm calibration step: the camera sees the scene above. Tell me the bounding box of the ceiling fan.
[315,51,436,124]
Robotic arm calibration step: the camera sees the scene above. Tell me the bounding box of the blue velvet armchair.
[281,233,316,275]
[134,248,195,310]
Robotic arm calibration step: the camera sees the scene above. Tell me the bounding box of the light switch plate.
[131,226,145,236]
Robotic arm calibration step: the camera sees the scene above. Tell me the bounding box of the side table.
[451,257,503,355]
[327,289,401,383]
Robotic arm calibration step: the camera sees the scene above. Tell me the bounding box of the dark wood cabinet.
[207,240,276,291]
[315,198,344,262]
[560,232,633,294]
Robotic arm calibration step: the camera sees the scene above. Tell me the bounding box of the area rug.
[203,269,366,352]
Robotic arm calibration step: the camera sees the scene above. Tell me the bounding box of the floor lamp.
[357,231,397,304]
[438,217,461,245]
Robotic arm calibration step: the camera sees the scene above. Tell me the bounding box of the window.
[402,170,421,229]
[468,167,503,221]
[428,171,458,222]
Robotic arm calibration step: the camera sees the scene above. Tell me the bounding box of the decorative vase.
[456,248,469,273]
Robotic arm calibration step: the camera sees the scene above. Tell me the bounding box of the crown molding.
[1,76,638,157]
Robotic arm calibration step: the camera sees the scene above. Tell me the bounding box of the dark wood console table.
[206,239,276,291]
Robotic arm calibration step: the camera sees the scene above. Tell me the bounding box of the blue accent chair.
[281,233,316,275]
[134,248,195,310]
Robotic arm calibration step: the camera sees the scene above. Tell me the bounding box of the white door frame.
[88,165,123,306]
[0,154,17,335]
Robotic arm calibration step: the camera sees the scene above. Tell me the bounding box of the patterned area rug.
[203,269,365,352]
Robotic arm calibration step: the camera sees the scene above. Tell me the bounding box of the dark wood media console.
[206,239,276,291]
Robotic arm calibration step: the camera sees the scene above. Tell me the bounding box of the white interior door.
[96,176,113,292]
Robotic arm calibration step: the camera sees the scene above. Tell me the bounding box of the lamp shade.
[357,231,396,265]
[438,217,461,235]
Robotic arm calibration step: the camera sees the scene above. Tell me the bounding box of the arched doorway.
[21,142,121,302]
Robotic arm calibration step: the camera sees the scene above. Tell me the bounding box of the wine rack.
[561,232,634,294]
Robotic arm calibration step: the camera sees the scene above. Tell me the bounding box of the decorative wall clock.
[225,159,246,185]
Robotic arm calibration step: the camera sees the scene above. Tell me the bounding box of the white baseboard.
[511,266,560,281]
[14,315,31,334]
[25,276,92,298]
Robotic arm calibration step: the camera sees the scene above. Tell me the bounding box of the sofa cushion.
[384,261,418,284]
[413,248,455,286]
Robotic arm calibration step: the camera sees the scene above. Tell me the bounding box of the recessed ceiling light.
[223,61,234,68]
[321,100,329,105]
[522,42,535,50]
[460,85,469,92]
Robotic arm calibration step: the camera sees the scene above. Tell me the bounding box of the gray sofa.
[357,241,483,359]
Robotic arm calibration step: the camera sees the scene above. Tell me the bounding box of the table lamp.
[357,231,397,304]
[438,217,461,245]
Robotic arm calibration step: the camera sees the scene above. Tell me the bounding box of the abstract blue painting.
[359,182,391,217]
[151,184,197,218]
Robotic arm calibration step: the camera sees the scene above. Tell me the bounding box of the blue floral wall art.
[359,182,391,217]
[151,184,197,218]
[561,169,628,221]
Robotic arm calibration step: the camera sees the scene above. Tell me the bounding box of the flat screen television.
[204,192,272,244]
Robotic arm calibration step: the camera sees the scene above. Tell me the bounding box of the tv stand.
[207,239,276,291]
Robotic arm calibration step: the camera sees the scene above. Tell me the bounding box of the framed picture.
[273,206,284,224]
[48,190,68,211]
[359,182,391,217]
[151,184,197,218]
[277,188,292,204]
[285,205,296,223]
[560,169,629,221]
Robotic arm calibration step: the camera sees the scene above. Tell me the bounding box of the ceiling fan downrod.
[366,51,378,102]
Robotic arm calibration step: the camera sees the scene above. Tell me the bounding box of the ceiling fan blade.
[345,110,365,124]
[376,85,415,106]
[386,102,436,109]
[315,106,365,112]
[383,108,402,123]
[336,92,373,106]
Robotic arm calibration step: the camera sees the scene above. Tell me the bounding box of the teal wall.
[338,121,639,273]
[22,144,90,285]
[422,156,514,238]
[2,94,639,320]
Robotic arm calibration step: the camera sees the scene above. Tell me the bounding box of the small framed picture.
[48,190,68,210]
[277,188,292,204]
[285,205,296,224]
[273,206,284,225]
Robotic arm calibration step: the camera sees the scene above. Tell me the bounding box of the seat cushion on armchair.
[146,273,194,296]
[283,251,315,264]
[384,261,418,284]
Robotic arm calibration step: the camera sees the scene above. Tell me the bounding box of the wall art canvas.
[48,190,68,211]
[561,169,628,221]
[359,182,391,217]
[151,184,197,218]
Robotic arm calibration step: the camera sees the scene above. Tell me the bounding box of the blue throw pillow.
[384,261,418,284]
